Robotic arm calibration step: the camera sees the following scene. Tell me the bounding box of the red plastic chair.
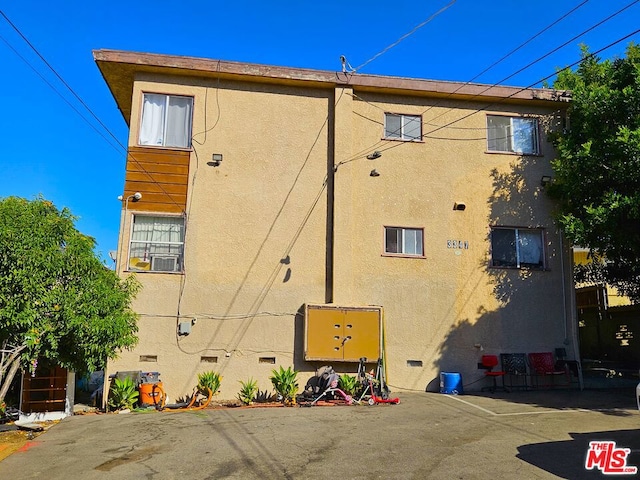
[480,354,507,392]
[527,352,570,388]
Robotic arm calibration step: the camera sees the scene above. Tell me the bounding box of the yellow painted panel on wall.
[306,307,343,360]
[305,304,381,362]
[342,310,380,362]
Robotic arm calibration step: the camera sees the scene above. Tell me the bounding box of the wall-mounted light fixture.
[540,175,553,187]
[453,202,466,211]
[114,192,143,273]
[118,192,142,202]
[370,169,380,177]
[210,153,223,167]
[366,151,382,160]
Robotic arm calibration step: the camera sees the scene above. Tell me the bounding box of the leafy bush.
[197,371,222,396]
[269,366,298,404]
[108,377,139,411]
[238,378,259,405]
[338,374,359,396]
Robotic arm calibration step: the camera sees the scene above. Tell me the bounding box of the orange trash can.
[139,382,163,407]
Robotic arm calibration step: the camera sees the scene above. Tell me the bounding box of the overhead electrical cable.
[0,9,187,213]
[353,0,457,73]
[422,0,639,126]
[339,3,639,167]
[336,2,590,162]
[374,27,640,159]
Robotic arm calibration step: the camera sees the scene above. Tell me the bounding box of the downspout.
[325,89,336,304]
[560,232,584,389]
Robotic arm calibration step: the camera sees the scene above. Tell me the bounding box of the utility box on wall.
[304,304,382,362]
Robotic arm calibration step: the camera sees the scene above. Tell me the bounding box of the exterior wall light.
[210,153,223,166]
[453,202,466,211]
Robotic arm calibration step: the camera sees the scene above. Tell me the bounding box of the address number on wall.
[447,240,469,249]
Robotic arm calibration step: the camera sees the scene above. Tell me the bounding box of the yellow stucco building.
[94,49,575,399]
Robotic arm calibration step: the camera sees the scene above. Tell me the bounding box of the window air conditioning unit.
[151,256,178,272]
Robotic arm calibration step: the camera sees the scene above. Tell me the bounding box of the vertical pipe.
[325,90,336,304]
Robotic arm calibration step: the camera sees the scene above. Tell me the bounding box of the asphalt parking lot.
[1,389,638,479]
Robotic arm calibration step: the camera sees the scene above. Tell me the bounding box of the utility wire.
[0,9,186,213]
[341,4,639,166]
[422,0,639,127]
[0,33,122,154]
[354,0,456,72]
[337,2,589,162]
[374,27,640,159]
[0,10,123,152]
[466,0,590,85]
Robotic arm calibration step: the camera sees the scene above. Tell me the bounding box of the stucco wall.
[108,71,574,401]
[335,92,573,392]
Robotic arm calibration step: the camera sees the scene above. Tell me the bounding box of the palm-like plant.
[269,366,298,404]
[338,374,359,396]
[108,377,139,411]
[197,371,222,397]
[238,378,259,405]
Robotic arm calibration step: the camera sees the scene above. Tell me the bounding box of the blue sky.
[1,1,638,264]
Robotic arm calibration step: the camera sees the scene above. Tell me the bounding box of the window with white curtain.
[490,227,544,269]
[138,93,193,148]
[384,113,422,141]
[129,215,185,272]
[384,226,424,256]
[486,115,539,154]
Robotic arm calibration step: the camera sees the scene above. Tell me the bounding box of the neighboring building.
[573,249,639,376]
[573,248,631,307]
[94,49,574,399]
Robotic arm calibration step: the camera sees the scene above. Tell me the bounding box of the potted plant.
[269,366,298,405]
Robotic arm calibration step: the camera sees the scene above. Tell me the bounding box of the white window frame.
[490,227,545,269]
[128,215,185,273]
[384,226,424,257]
[384,113,422,141]
[138,93,194,148]
[486,115,539,155]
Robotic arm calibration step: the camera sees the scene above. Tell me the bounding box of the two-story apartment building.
[94,49,574,400]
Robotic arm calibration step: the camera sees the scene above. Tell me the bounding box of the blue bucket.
[440,372,463,394]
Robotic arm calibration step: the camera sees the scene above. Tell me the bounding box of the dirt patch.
[0,430,32,462]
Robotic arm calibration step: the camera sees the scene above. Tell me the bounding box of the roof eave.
[93,49,571,124]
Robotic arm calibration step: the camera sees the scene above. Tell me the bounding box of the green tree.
[0,196,140,404]
[549,43,640,301]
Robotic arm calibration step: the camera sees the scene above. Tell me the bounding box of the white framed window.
[129,215,185,272]
[139,93,193,148]
[490,227,544,269]
[384,113,422,141]
[384,226,424,256]
[487,115,539,154]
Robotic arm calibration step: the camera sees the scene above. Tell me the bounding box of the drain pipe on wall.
[560,231,584,389]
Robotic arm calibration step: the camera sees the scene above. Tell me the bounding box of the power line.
[422,0,639,127]
[374,27,640,159]
[354,0,457,73]
[0,9,187,213]
[0,33,122,155]
[337,3,590,162]
[0,10,123,152]
[340,4,639,166]
[466,0,590,85]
